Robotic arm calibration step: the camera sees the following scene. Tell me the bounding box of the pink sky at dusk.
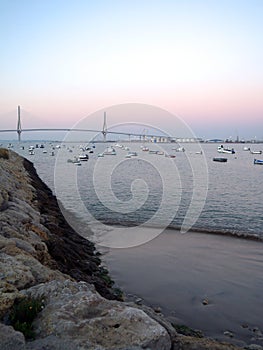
[0,1,263,140]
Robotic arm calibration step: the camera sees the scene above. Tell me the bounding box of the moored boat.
[78,153,89,161]
[103,147,116,155]
[250,150,262,155]
[213,157,227,162]
[173,147,185,152]
[217,145,235,154]
[127,151,138,157]
[254,159,263,165]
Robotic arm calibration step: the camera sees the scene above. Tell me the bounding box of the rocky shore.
[0,148,245,349]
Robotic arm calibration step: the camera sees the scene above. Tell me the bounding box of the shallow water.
[104,229,263,347]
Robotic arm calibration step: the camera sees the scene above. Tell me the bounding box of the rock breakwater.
[0,149,242,349]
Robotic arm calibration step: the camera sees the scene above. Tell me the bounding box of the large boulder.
[0,323,26,350]
[22,279,171,350]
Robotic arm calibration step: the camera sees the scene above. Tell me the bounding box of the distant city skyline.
[1,1,262,140]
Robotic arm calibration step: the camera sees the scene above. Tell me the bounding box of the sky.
[0,0,263,140]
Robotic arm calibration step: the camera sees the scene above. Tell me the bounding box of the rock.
[0,281,21,317]
[244,345,263,350]
[224,330,234,338]
[25,335,77,350]
[22,279,171,350]
[173,335,242,349]
[135,297,143,305]
[0,323,26,350]
[0,252,67,291]
[153,306,162,313]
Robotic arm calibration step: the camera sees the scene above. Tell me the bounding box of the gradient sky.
[0,0,263,140]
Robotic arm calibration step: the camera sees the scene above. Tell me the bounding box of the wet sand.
[103,229,263,347]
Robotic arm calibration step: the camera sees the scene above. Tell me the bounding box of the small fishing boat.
[243,146,250,151]
[103,147,116,155]
[250,150,262,155]
[173,147,185,152]
[78,153,89,161]
[141,146,149,151]
[213,157,227,163]
[217,145,235,154]
[254,159,263,165]
[115,143,123,148]
[73,156,81,165]
[85,147,94,153]
[128,151,138,157]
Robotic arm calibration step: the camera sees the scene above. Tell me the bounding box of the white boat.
[141,146,149,151]
[128,151,138,157]
[217,145,235,154]
[98,153,104,158]
[103,147,116,155]
[78,153,89,161]
[115,143,123,148]
[243,146,250,151]
[73,156,82,165]
[250,150,262,155]
[173,147,185,152]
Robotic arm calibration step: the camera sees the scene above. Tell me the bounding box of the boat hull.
[213,157,227,163]
[254,159,263,165]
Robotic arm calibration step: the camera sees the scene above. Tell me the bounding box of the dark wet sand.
[103,229,263,347]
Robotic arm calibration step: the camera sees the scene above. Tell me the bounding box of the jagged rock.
[22,279,171,350]
[0,252,67,291]
[173,335,242,349]
[0,323,26,350]
[0,281,21,317]
[244,345,263,350]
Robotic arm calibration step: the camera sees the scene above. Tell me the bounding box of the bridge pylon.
[17,105,22,142]
[102,111,107,142]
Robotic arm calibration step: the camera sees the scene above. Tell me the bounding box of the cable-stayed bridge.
[0,106,179,143]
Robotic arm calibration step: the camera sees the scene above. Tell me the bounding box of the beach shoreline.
[103,228,263,348]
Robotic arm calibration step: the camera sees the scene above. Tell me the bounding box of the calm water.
[6,141,263,238]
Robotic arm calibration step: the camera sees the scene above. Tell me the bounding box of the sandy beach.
[103,229,263,347]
